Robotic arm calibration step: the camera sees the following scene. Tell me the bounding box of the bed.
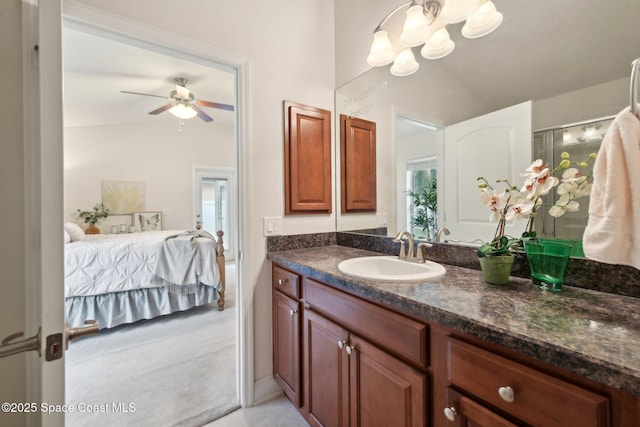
[64,229,226,329]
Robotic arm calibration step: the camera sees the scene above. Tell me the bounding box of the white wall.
[0,1,27,426]
[71,0,336,392]
[64,121,235,232]
[533,77,629,130]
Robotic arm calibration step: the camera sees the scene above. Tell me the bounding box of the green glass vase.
[478,255,515,285]
[524,240,572,292]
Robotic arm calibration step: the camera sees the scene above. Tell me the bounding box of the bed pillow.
[64,226,71,244]
[64,222,85,242]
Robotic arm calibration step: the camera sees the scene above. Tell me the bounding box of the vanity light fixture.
[367,0,503,76]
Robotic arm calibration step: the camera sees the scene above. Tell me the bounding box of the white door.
[194,167,236,259]
[25,1,66,425]
[443,101,532,244]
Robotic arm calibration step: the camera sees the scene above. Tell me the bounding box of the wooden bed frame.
[215,229,226,311]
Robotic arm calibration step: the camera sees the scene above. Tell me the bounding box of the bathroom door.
[443,101,532,244]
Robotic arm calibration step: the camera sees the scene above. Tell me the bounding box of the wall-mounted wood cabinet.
[284,101,332,214]
[340,115,376,213]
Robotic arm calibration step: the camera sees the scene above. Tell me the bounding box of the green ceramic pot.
[478,255,515,285]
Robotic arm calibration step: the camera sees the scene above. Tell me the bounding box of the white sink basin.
[337,256,446,282]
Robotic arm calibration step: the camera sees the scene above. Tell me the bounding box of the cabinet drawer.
[272,264,300,299]
[447,337,610,427]
[305,277,427,369]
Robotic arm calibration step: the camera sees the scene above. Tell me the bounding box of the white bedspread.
[64,230,220,298]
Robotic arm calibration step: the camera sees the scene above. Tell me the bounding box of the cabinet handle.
[277,278,288,286]
[443,407,458,421]
[337,340,345,349]
[498,386,515,403]
[289,309,297,316]
[345,345,354,355]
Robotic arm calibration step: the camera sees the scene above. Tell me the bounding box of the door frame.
[26,0,255,420]
[391,107,444,237]
[193,166,237,261]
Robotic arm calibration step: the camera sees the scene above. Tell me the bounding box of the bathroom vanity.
[268,245,640,427]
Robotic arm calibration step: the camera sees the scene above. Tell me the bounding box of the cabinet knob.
[443,406,458,421]
[277,278,288,286]
[345,345,354,355]
[289,309,297,316]
[337,340,345,349]
[498,386,515,403]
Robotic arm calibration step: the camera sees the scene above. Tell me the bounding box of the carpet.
[65,264,239,427]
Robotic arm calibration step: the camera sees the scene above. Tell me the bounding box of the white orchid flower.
[480,189,511,221]
[505,197,535,221]
[522,159,549,179]
[549,193,580,217]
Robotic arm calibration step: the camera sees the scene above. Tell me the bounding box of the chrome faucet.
[416,242,432,263]
[393,230,414,259]
[436,226,450,243]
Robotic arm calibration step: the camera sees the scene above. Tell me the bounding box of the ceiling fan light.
[169,104,197,120]
[367,30,396,66]
[441,0,482,24]
[462,1,503,38]
[390,48,420,77]
[398,5,433,47]
[421,28,455,59]
[176,84,190,100]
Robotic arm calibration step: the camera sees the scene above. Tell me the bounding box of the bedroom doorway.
[61,10,243,426]
[194,167,236,259]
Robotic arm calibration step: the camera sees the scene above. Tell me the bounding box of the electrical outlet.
[263,216,283,236]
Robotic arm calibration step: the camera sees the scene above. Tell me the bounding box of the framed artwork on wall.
[133,211,162,232]
[102,180,146,214]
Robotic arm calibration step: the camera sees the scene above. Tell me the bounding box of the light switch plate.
[263,216,283,236]
[377,212,388,226]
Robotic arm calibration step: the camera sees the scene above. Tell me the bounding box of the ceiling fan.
[120,77,234,122]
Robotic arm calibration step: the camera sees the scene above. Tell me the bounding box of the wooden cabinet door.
[446,388,517,427]
[304,309,350,427]
[348,334,426,427]
[340,115,376,212]
[273,291,301,406]
[284,101,332,214]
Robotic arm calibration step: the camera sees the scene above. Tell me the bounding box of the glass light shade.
[421,28,455,59]
[398,5,433,47]
[583,126,600,141]
[367,30,395,66]
[461,1,503,38]
[562,130,578,145]
[169,104,198,119]
[390,48,420,77]
[441,0,482,24]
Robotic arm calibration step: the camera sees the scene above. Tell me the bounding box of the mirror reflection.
[335,0,639,255]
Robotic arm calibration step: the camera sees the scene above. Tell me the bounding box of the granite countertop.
[267,245,640,396]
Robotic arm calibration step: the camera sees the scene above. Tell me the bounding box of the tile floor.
[204,393,307,427]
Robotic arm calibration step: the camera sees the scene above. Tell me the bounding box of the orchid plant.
[476,151,596,257]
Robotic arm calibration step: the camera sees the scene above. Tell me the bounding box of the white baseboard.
[253,376,281,404]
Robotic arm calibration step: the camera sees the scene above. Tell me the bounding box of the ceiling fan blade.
[148,103,174,115]
[194,99,235,111]
[191,105,214,122]
[120,90,168,100]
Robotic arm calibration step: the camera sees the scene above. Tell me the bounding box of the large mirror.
[335,0,639,249]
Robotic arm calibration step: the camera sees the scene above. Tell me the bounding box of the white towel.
[583,106,640,269]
